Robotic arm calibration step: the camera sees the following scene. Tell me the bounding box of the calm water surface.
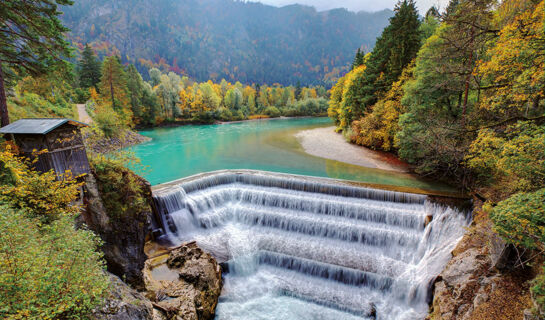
[130,117,455,193]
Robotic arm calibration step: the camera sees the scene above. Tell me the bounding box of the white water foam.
[153,172,470,320]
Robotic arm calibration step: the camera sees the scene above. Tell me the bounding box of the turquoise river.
[130,117,457,194]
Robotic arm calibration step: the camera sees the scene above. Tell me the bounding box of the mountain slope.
[61,0,392,85]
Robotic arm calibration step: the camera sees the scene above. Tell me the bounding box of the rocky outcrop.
[90,272,154,320]
[144,242,222,320]
[428,203,535,320]
[81,173,152,289]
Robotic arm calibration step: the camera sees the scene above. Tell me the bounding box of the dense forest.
[60,0,393,85]
[329,0,544,313]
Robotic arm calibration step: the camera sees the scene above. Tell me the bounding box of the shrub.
[263,106,281,117]
[0,206,108,319]
[490,188,545,250]
[0,145,82,222]
[0,144,108,319]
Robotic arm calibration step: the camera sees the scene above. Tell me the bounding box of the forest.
[328,0,544,311]
[59,0,392,85]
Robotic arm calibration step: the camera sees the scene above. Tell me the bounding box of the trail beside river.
[295,126,409,173]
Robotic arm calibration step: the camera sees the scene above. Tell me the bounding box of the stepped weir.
[151,170,470,320]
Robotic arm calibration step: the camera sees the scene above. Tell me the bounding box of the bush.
[490,188,545,250]
[263,106,281,118]
[0,145,108,319]
[0,145,82,222]
[0,206,108,319]
[93,105,125,138]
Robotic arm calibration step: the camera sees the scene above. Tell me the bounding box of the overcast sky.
[256,0,449,14]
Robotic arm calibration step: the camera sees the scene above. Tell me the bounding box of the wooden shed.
[0,118,90,180]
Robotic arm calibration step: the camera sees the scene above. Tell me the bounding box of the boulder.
[144,242,222,320]
[90,272,154,320]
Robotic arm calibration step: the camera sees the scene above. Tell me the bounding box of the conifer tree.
[357,0,421,113]
[77,44,102,90]
[0,0,73,127]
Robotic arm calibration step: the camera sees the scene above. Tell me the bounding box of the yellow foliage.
[0,144,82,220]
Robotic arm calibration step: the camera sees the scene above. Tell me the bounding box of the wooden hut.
[0,118,90,180]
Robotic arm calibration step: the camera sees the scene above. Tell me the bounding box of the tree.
[148,68,162,87]
[126,64,144,122]
[77,44,101,89]
[99,56,129,111]
[356,0,421,113]
[0,0,73,127]
[351,48,365,70]
[156,72,181,119]
[476,0,544,120]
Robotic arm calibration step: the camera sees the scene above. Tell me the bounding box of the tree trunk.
[0,64,10,127]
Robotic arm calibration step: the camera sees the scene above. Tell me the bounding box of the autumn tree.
[0,0,73,127]
[99,56,129,111]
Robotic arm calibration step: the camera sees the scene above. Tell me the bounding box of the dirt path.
[295,126,409,173]
[76,104,92,124]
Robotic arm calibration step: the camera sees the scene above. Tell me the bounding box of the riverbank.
[134,115,328,130]
[295,126,410,173]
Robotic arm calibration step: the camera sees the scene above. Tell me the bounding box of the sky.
[257,0,449,14]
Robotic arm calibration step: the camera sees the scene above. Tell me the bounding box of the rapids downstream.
[151,170,470,320]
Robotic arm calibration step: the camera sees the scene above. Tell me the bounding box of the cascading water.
[152,171,470,320]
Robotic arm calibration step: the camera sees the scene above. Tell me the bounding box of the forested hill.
[60,0,392,85]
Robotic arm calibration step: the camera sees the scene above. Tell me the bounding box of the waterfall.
[152,171,470,320]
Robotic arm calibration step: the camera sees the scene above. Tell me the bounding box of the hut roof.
[0,118,89,135]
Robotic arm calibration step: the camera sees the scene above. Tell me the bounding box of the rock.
[81,173,152,289]
[428,238,491,319]
[90,272,154,320]
[144,242,222,320]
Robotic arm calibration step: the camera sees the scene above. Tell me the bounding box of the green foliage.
[0,145,108,319]
[490,189,545,250]
[89,153,150,220]
[0,0,75,126]
[0,206,108,320]
[7,92,76,122]
[263,106,281,118]
[77,44,102,90]
[355,0,421,112]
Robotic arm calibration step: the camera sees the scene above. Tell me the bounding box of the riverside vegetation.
[328,0,544,317]
[0,0,544,319]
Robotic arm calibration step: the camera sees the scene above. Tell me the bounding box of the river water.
[130,117,455,194]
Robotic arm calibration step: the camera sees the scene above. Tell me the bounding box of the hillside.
[60,0,392,85]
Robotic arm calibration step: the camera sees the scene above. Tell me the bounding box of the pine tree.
[357,0,422,113]
[77,44,102,90]
[0,0,73,127]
